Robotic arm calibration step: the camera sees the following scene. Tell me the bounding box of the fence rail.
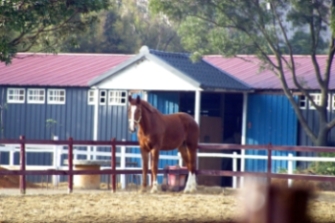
[1,136,335,194]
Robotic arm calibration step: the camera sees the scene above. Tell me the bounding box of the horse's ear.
[136,95,141,104]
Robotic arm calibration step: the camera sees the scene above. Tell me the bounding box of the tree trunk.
[315,125,330,146]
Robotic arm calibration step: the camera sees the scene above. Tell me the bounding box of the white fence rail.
[198,152,335,188]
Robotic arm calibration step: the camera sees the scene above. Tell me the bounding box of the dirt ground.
[0,167,335,223]
[0,186,334,223]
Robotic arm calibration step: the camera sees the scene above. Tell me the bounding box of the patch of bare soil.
[0,186,334,223]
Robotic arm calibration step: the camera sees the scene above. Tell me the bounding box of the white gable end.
[97,59,201,91]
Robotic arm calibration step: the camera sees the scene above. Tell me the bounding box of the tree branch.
[309,14,324,89]
[327,117,335,129]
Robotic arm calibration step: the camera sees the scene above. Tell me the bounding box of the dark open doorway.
[179,92,243,187]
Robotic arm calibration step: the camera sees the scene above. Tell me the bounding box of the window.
[108,90,127,105]
[7,88,25,103]
[100,90,107,105]
[47,89,66,104]
[298,95,306,109]
[308,93,330,110]
[332,94,335,110]
[88,90,95,105]
[27,89,45,104]
[309,93,321,110]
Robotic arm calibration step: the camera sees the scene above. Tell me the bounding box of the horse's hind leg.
[178,144,192,192]
[183,142,198,193]
[178,143,189,167]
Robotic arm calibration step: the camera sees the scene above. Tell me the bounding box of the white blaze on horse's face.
[129,105,137,132]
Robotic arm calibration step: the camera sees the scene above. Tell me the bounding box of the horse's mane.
[141,100,157,113]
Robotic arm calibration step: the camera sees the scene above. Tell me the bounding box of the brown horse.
[128,95,199,193]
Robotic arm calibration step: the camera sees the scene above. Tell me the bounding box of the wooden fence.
[1,136,335,194]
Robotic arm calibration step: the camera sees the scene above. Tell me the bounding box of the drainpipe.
[241,92,248,187]
[195,90,201,169]
[194,90,201,125]
[93,87,99,160]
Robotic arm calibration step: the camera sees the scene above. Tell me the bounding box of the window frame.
[108,90,127,106]
[308,93,321,110]
[308,93,330,110]
[27,88,45,104]
[298,95,307,110]
[47,89,66,105]
[99,90,107,105]
[88,90,95,105]
[7,88,25,104]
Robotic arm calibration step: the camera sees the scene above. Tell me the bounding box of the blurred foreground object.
[239,179,311,223]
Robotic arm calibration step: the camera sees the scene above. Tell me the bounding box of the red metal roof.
[204,55,335,90]
[0,53,133,87]
[1,53,333,90]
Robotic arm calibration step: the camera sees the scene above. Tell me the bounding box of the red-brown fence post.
[19,135,26,195]
[68,137,73,194]
[267,144,272,185]
[111,138,116,193]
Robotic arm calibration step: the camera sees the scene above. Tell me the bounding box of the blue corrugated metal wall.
[297,95,335,168]
[299,101,335,146]
[246,94,297,173]
[2,87,94,140]
[98,101,128,141]
[0,87,96,182]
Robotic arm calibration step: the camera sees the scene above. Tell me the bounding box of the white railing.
[198,152,335,188]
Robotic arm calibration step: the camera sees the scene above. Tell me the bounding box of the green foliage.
[283,31,328,54]
[0,0,111,64]
[309,153,335,175]
[150,0,329,56]
[46,118,57,138]
[61,0,184,54]
[149,0,335,146]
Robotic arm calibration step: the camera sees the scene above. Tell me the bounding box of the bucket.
[161,165,188,192]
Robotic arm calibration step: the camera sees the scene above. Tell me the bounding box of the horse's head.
[128,95,142,133]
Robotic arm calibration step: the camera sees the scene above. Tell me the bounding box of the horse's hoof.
[150,189,158,194]
[138,188,147,193]
[190,187,197,193]
[183,187,196,194]
[150,186,159,194]
[183,188,191,194]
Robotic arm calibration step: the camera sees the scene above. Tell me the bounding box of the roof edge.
[146,51,202,89]
[89,45,202,89]
[201,58,253,90]
[88,53,145,86]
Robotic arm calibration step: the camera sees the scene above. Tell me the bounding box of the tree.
[287,31,328,54]
[150,0,335,146]
[61,0,184,54]
[113,0,183,52]
[0,0,111,64]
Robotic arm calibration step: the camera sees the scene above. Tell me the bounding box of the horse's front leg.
[139,149,149,193]
[150,148,160,193]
